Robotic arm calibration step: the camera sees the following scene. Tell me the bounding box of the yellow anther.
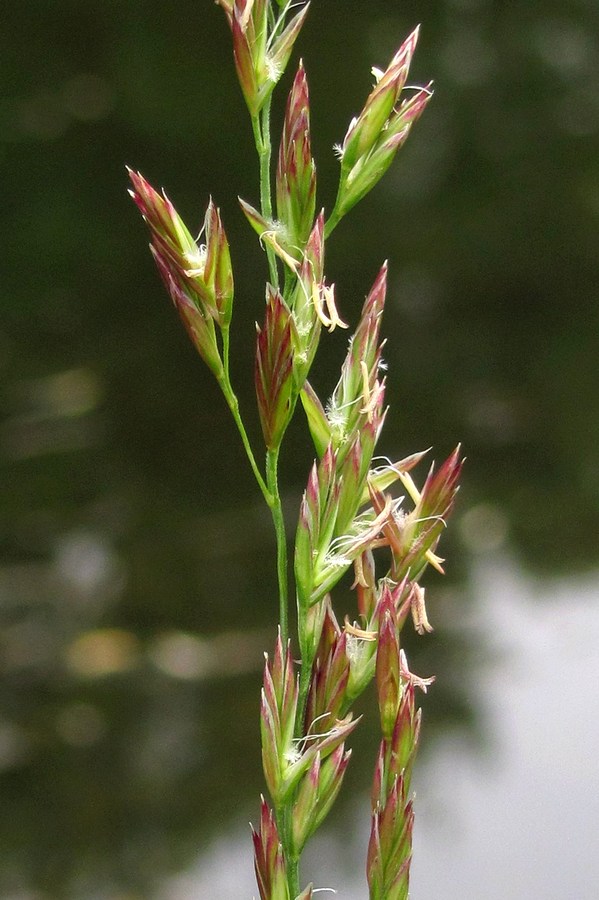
[359,361,384,423]
[260,231,299,273]
[343,617,377,641]
[312,281,332,329]
[323,284,348,331]
[411,583,433,635]
[312,283,348,332]
[426,550,445,573]
[352,553,368,589]
[397,469,421,505]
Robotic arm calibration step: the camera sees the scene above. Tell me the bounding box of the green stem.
[251,100,279,288]
[287,855,300,897]
[220,327,272,506]
[296,652,313,736]
[324,204,342,240]
[282,265,296,303]
[266,447,288,644]
[275,801,300,898]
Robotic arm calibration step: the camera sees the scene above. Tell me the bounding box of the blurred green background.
[1,1,598,897]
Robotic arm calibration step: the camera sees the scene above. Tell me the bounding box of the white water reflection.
[160,558,599,899]
[411,558,599,900]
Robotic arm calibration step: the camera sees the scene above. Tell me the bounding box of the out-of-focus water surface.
[1,1,598,897]
[154,562,599,900]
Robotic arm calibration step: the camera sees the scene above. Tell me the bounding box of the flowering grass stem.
[323,208,341,241]
[129,6,461,896]
[252,100,280,288]
[280,799,301,897]
[267,447,289,644]
[296,648,313,737]
[220,326,273,505]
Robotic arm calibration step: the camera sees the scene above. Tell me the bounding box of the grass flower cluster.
[129,3,462,896]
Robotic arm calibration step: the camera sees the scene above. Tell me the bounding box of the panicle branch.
[328,26,433,233]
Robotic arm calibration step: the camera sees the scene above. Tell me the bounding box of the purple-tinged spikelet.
[255,287,296,450]
[277,61,316,251]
